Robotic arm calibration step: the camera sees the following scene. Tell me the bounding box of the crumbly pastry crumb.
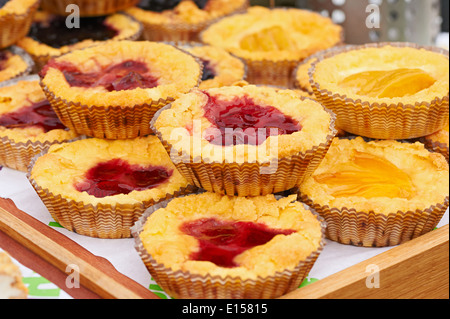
[0,252,28,299]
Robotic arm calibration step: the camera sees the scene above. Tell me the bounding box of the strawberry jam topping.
[138,0,209,12]
[202,93,302,146]
[180,218,295,268]
[43,60,159,92]
[29,15,118,49]
[0,100,66,132]
[75,159,172,198]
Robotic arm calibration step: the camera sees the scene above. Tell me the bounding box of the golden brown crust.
[153,85,334,164]
[127,0,248,26]
[139,193,323,279]
[39,0,140,17]
[0,78,77,143]
[299,137,450,215]
[0,0,38,17]
[40,41,202,108]
[30,136,191,206]
[0,48,31,83]
[201,6,343,62]
[312,44,449,106]
[17,12,142,62]
[182,44,246,89]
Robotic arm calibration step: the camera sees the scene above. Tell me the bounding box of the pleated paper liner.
[422,137,449,162]
[198,8,345,88]
[39,46,204,140]
[309,42,450,140]
[26,149,198,239]
[131,194,327,299]
[24,14,143,72]
[298,193,449,248]
[0,46,35,83]
[40,0,140,17]
[0,134,78,172]
[0,0,39,49]
[150,102,338,197]
[139,1,249,42]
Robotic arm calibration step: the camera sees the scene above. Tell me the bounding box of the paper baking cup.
[0,134,76,172]
[150,102,337,197]
[131,195,327,299]
[0,0,39,49]
[310,42,450,140]
[140,1,249,42]
[298,193,449,247]
[40,55,202,140]
[40,0,140,17]
[27,150,198,239]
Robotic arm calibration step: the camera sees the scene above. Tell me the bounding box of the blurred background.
[250,0,449,47]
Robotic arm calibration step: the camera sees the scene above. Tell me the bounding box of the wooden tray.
[0,197,448,299]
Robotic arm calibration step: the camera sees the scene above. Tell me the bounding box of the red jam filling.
[202,93,302,146]
[75,159,172,198]
[0,100,66,132]
[42,60,159,92]
[180,218,295,268]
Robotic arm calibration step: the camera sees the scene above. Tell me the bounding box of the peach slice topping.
[313,151,415,199]
[340,68,436,98]
[240,26,296,51]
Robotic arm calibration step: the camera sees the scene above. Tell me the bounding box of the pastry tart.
[28,136,195,239]
[151,85,337,196]
[132,192,325,299]
[310,42,449,140]
[0,75,78,172]
[126,0,249,42]
[298,137,450,247]
[40,0,140,17]
[0,251,28,299]
[423,123,449,162]
[17,11,142,71]
[180,43,246,89]
[39,40,202,140]
[0,0,39,49]
[201,6,343,87]
[0,46,33,83]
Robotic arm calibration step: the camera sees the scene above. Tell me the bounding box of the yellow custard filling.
[240,26,297,52]
[313,150,415,200]
[340,68,437,98]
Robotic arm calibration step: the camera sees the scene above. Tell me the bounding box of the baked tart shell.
[39,44,203,140]
[200,7,344,88]
[27,146,198,239]
[0,75,78,172]
[0,0,39,49]
[131,194,326,299]
[298,192,449,248]
[0,46,34,84]
[40,0,140,17]
[310,42,450,140]
[150,100,338,197]
[136,1,249,43]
